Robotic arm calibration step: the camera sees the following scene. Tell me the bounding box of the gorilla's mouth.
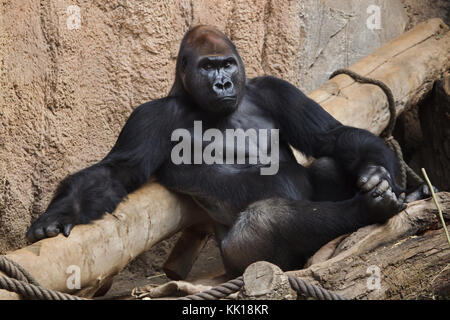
[212,96,238,114]
[217,96,236,102]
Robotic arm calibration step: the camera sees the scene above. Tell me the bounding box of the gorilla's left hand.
[357,165,406,217]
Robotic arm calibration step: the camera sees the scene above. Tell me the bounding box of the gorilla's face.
[184,54,245,115]
[178,26,246,116]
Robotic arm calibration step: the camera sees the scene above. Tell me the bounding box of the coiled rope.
[329,69,424,189]
[178,276,244,300]
[0,255,345,300]
[177,275,346,300]
[288,275,346,300]
[0,256,86,300]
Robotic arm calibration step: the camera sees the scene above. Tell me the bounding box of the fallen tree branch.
[285,192,450,300]
[0,184,208,299]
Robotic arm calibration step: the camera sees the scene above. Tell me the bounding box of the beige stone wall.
[0,0,411,252]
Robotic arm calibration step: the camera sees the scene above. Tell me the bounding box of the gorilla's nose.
[213,79,234,95]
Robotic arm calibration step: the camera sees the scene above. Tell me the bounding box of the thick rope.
[0,275,86,300]
[178,275,346,300]
[0,255,344,300]
[384,137,408,188]
[329,68,424,189]
[288,275,346,300]
[0,256,85,300]
[178,276,244,300]
[0,255,40,286]
[329,69,396,138]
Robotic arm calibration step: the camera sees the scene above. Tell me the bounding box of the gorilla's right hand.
[26,163,130,243]
[26,205,78,243]
[357,165,406,223]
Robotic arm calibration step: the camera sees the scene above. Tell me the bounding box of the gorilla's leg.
[309,157,430,204]
[220,199,293,277]
[308,157,356,201]
[405,183,439,203]
[220,190,405,277]
[221,198,358,277]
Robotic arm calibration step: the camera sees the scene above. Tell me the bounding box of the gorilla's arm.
[251,76,402,193]
[26,98,177,242]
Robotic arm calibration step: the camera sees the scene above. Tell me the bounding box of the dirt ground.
[106,233,225,298]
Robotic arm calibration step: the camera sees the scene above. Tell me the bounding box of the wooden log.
[237,261,295,300]
[0,183,208,299]
[285,192,450,300]
[310,18,449,136]
[1,19,448,300]
[291,18,449,162]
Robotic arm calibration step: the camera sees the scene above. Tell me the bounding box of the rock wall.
[0,0,410,253]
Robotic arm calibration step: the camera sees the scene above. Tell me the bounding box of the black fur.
[27,26,406,277]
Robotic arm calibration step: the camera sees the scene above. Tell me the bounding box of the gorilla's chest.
[180,100,279,165]
[158,100,294,224]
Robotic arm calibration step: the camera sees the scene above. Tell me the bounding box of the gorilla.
[27,25,411,277]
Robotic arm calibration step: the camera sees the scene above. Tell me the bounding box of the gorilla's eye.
[203,63,214,71]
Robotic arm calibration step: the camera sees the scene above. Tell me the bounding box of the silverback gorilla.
[27,26,409,277]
